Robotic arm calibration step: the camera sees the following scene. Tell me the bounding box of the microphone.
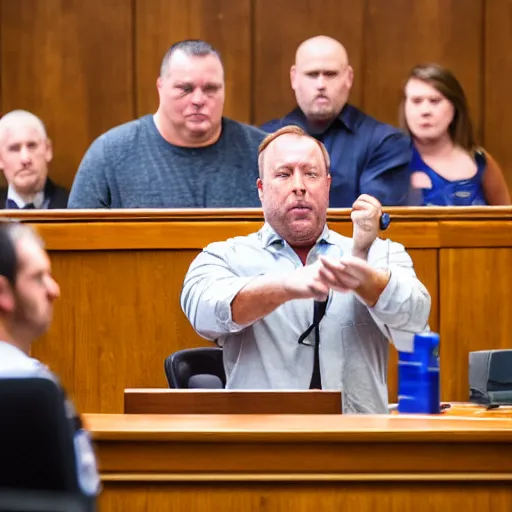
[187,374,224,389]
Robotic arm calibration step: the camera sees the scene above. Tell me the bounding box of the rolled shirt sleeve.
[180,243,260,340]
[357,238,431,351]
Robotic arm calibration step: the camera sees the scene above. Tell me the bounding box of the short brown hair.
[400,63,476,151]
[258,125,331,178]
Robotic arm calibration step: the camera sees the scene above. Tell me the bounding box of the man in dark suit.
[260,36,412,208]
[0,110,69,209]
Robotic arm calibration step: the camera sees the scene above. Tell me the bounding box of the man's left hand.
[351,194,382,259]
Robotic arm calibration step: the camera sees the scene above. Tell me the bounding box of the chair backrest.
[164,347,226,389]
[0,489,90,512]
[0,377,96,511]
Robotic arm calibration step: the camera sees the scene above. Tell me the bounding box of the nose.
[46,276,61,300]
[20,145,31,163]
[419,102,432,117]
[316,75,326,90]
[291,172,306,195]
[190,87,205,106]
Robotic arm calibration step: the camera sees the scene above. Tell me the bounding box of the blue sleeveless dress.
[410,146,487,206]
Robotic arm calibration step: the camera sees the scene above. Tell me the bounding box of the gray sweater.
[68,115,267,208]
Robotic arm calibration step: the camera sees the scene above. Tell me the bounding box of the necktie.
[6,199,36,209]
[298,300,328,389]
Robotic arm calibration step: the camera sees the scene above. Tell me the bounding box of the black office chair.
[164,347,226,389]
[0,377,96,512]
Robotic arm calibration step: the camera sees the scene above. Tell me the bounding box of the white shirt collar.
[7,185,45,209]
[0,340,43,375]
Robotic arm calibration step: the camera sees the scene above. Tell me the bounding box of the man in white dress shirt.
[181,125,431,413]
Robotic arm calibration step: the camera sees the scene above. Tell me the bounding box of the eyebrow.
[174,81,222,87]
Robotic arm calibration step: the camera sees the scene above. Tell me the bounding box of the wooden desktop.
[85,411,512,511]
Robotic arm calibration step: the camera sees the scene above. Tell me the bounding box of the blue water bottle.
[398,332,440,414]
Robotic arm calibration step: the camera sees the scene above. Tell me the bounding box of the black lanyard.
[297,300,328,389]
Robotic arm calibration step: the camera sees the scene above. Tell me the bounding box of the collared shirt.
[7,185,47,209]
[261,104,413,207]
[0,341,50,376]
[181,223,431,414]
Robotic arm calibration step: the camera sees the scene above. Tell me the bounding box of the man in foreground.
[181,126,430,413]
[0,222,99,497]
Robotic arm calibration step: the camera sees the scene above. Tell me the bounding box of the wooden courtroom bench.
[85,412,512,511]
[3,206,511,413]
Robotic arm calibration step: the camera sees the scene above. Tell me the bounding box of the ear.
[44,138,53,163]
[0,276,15,314]
[346,65,354,90]
[257,178,264,202]
[326,173,332,192]
[290,65,297,91]
[156,76,163,95]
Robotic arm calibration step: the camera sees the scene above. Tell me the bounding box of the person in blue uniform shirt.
[0,110,69,209]
[0,222,99,498]
[400,63,510,206]
[261,35,413,207]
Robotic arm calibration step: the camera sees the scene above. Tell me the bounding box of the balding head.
[295,36,349,69]
[291,36,353,127]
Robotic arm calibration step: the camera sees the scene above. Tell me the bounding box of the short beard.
[305,107,336,127]
[268,214,325,247]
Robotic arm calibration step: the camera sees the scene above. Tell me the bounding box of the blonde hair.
[258,125,331,178]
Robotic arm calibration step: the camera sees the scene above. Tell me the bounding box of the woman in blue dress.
[400,64,510,206]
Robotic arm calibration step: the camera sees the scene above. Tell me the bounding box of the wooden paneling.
[388,248,439,403]
[363,0,483,130]
[0,0,134,190]
[100,484,512,512]
[439,248,512,401]
[32,250,206,413]
[409,249,439,331]
[440,221,512,247]
[124,390,342,414]
[252,0,365,125]
[135,0,252,122]
[484,0,512,188]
